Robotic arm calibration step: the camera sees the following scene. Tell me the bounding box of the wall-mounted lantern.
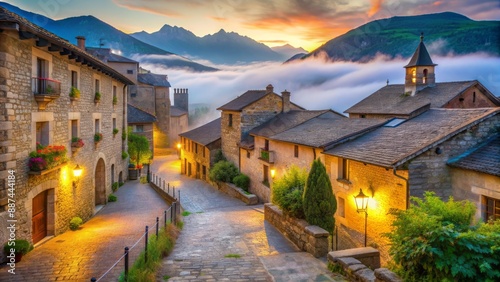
[73,164,83,188]
[270,169,276,179]
[354,188,369,247]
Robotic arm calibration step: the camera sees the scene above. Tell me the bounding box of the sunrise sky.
[4,0,500,51]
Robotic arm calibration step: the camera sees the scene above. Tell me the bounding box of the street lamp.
[72,164,83,188]
[176,143,181,159]
[354,188,369,247]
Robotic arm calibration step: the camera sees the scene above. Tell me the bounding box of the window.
[247,150,250,158]
[71,120,78,139]
[95,119,100,134]
[203,147,206,158]
[294,145,299,158]
[360,114,366,118]
[95,79,100,93]
[135,125,144,132]
[423,69,428,84]
[338,197,345,218]
[264,139,269,150]
[338,158,349,180]
[127,69,134,74]
[263,165,269,185]
[484,196,500,221]
[36,122,49,146]
[35,58,49,94]
[411,69,416,83]
[202,165,206,179]
[473,92,476,103]
[228,113,233,127]
[195,143,198,154]
[71,71,78,88]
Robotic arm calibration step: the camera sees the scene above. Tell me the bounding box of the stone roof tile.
[179,118,221,146]
[127,104,157,123]
[448,135,500,176]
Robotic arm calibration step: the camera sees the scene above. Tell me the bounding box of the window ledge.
[28,163,66,176]
[336,178,352,185]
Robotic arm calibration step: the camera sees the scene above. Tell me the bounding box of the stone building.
[216,85,303,166]
[127,104,157,152]
[448,135,500,222]
[345,35,500,119]
[323,108,500,263]
[170,88,189,147]
[179,118,221,180]
[0,7,133,260]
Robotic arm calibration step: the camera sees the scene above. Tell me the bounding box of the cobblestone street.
[153,155,347,282]
[0,179,169,282]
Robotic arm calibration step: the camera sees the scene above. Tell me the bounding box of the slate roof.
[179,118,221,146]
[217,90,268,111]
[138,73,171,87]
[127,104,157,123]
[345,80,500,116]
[249,110,337,138]
[0,7,134,85]
[170,106,188,117]
[404,36,437,68]
[324,108,500,168]
[271,115,387,148]
[86,47,139,64]
[448,135,500,176]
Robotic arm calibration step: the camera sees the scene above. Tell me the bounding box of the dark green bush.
[108,194,117,202]
[271,165,307,219]
[3,239,32,255]
[69,217,83,231]
[303,159,336,234]
[209,161,238,183]
[112,182,119,192]
[213,149,226,163]
[233,173,250,191]
[385,192,500,282]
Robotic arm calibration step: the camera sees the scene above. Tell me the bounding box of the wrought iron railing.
[32,77,61,96]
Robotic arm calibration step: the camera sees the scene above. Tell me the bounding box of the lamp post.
[354,188,369,247]
[176,143,181,159]
[73,164,83,188]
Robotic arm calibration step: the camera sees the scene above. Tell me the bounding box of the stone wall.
[408,114,500,198]
[154,86,170,148]
[443,84,498,108]
[180,138,220,181]
[214,181,258,205]
[264,204,329,258]
[169,114,188,149]
[329,255,402,282]
[220,111,241,166]
[0,29,128,261]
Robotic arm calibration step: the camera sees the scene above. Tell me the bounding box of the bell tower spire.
[404,33,437,96]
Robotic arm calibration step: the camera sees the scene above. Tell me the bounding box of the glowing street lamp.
[270,169,276,179]
[354,189,369,247]
[72,164,83,188]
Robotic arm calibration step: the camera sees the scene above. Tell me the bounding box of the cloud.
[139,54,500,123]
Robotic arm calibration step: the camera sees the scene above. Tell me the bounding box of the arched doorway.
[111,164,115,185]
[95,158,106,205]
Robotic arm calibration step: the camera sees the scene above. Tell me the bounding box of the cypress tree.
[303,159,337,234]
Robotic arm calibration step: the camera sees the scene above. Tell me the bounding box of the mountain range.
[131,26,300,64]
[298,12,500,63]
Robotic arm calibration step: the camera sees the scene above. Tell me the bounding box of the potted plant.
[71,137,84,152]
[4,239,32,262]
[113,96,118,105]
[28,144,67,172]
[113,128,119,136]
[69,86,80,101]
[94,133,103,143]
[128,163,138,180]
[28,157,47,171]
[94,92,101,103]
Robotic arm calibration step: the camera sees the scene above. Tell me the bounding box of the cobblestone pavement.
[152,155,347,282]
[0,179,169,282]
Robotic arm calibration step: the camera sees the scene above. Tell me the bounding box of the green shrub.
[233,173,250,191]
[213,149,226,163]
[303,159,336,234]
[69,217,83,231]
[385,192,500,282]
[3,239,32,255]
[209,161,238,183]
[271,165,307,219]
[119,182,125,187]
[108,194,117,202]
[112,182,119,192]
[113,128,119,135]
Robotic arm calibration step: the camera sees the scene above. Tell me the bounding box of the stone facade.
[240,137,322,203]
[0,25,129,261]
[407,114,500,198]
[325,156,408,265]
[450,168,500,222]
[180,137,220,180]
[443,84,498,108]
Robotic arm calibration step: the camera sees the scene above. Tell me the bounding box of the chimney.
[281,90,290,113]
[174,88,189,113]
[76,36,86,50]
[266,84,274,94]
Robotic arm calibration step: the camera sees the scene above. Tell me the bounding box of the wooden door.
[32,190,48,244]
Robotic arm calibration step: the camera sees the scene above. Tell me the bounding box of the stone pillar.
[174,88,189,113]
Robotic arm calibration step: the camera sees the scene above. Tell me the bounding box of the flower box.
[28,144,67,174]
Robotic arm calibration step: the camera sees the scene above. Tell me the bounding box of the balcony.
[259,148,275,164]
[32,77,61,110]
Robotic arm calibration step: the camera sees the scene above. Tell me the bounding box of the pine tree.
[303,159,337,234]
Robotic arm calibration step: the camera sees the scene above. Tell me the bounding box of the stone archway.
[95,158,106,205]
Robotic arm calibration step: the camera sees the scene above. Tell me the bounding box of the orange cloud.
[112,0,182,17]
[368,0,383,17]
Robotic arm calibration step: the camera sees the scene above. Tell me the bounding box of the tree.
[271,165,308,219]
[128,132,152,166]
[303,159,337,234]
[385,192,500,282]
